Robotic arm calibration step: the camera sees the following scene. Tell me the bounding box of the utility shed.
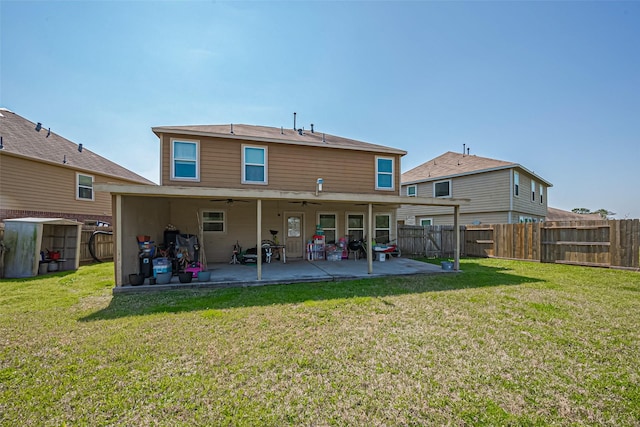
[2,218,82,278]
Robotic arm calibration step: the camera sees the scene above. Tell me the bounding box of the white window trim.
[514,171,520,197]
[433,179,452,198]
[531,180,536,202]
[540,184,544,204]
[375,156,394,191]
[345,212,365,241]
[317,212,338,242]
[76,172,94,201]
[170,138,200,181]
[242,145,268,185]
[407,185,417,197]
[201,209,226,235]
[419,218,433,226]
[374,212,393,243]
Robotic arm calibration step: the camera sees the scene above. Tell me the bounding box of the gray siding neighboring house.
[398,151,553,225]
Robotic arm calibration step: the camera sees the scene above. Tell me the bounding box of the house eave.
[402,164,553,187]
[95,183,469,207]
[152,127,407,156]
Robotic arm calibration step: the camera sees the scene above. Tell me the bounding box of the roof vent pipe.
[293,112,297,130]
[281,126,284,135]
[467,147,470,155]
[310,123,314,133]
[323,133,326,143]
[230,123,234,134]
[463,143,466,156]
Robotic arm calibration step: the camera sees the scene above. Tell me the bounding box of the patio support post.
[257,199,262,281]
[454,204,460,271]
[115,194,123,286]
[367,203,373,274]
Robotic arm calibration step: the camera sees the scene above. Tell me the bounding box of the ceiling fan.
[210,198,250,205]
[288,201,321,207]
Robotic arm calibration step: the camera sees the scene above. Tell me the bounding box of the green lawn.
[1,259,639,426]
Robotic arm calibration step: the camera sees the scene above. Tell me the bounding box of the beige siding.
[118,196,396,280]
[0,154,130,218]
[160,134,401,195]
[513,171,548,218]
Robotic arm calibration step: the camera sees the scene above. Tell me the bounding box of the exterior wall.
[159,133,402,195]
[117,195,396,284]
[398,168,549,225]
[512,171,548,220]
[399,169,512,224]
[0,154,131,223]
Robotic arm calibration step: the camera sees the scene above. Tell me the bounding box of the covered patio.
[112,256,453,294]
[96,183,469,288]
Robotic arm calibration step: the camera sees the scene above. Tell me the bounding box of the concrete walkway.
[114,257,454,294]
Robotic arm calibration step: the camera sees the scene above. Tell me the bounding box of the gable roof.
[0,109,154,184]
[152,123,407,156]
[402,151,552,187]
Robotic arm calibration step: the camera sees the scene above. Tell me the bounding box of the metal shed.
[2,218,82,278]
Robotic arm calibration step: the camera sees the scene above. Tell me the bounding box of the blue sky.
[2,1,639,218]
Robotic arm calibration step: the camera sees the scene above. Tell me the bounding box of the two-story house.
[0,108,154,225]
[97,123,469,286]
[398,151,552,226]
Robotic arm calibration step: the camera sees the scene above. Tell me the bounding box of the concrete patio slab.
[114,257,456,294]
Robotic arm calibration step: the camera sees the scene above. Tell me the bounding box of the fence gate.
[398,225,463,258]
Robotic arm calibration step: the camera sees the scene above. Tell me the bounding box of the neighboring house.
[0,108,154,225]
[97,123,468,285]
[398,151,552,226]
[546,207,603,221]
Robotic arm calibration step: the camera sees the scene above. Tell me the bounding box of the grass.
[1,259,639,426]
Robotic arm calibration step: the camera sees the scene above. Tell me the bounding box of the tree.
[594,208,616,219]
[571,207,616,219]
[572,208,592,214]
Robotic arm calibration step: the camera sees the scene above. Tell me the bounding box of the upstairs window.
[376,157,394,190]
[531,180,536,202]
[77,173,94,201]
[242,145,267,184]
[434,179,451,198]
[171,139,199,180]
[514,171,520,197]
[540,184,544,204]
[407,185,417,197]
[202,211,225,233]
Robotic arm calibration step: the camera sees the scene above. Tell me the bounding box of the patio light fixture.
[316,178,323,196]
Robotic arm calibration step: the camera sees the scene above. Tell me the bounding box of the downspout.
[257,199,262,281]
[158,133,164,186]
[367,203,373,274]
[508,169,514,224]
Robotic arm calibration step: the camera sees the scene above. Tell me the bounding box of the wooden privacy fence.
[465,220,639,269]
[398,220,640,269]
[79,226,114,264]
[398,225,462,258]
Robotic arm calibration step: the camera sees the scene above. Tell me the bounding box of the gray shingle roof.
[0,109,154,184]
[402,151,552,187]
[152,123,407,156]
